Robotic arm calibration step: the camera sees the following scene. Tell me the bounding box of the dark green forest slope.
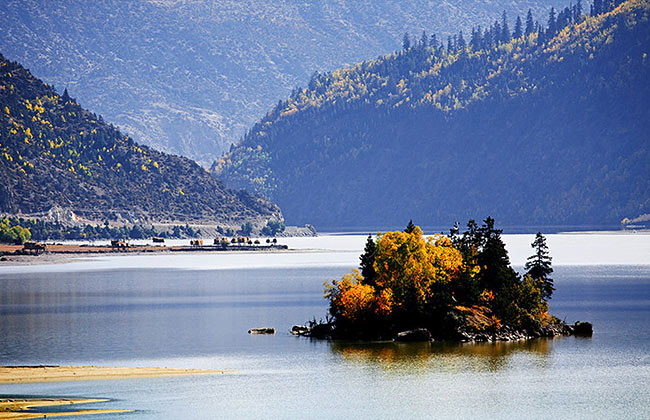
[0,55,281,225]
[218,0,650,229]
[0,0,568,165]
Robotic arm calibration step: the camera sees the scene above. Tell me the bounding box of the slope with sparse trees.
[0,54,282,226]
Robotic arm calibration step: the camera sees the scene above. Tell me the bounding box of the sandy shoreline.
[0,365,232,384]
[0,365,233,418]
[0,397,131,419]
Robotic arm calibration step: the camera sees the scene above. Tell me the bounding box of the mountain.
[0,0,568,166]
[216,0,650,229]
[0,54,282,226]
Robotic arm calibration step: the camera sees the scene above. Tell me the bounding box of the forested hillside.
[0,55,281,225]
[0,0,567,166]
[218,0,650,229]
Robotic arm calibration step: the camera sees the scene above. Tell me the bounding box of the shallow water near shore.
[0,234,649,419]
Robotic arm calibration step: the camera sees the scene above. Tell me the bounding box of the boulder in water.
[290,325,311,336]
[573,321,593,336]
[395,328,432,342]
[248,328,275,334]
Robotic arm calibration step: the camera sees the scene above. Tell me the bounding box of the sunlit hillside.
[0,54,281,225]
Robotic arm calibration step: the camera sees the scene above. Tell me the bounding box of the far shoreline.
[1,228,648,268]
[0,247,332,267]
[320,227,649,236]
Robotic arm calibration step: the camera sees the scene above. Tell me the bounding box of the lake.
[0,233,649,419]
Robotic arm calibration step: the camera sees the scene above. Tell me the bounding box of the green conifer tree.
[429,33,438,49]
[514,15,523,38]
[457,30,466,50]
[402,32,411,50]
[547,7,557,36]
[525,9,535,36]
[524,232,554,300]
[359,234,377,287]
[474,218,521,322]
[501,11,511,42]
[477,218,518,292]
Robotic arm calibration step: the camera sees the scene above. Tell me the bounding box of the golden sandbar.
[0,365,231,384]
[0,398,131,419]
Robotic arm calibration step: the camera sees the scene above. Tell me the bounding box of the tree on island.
[323,219,561,341]
[404,219,416,233]
[359,234,377,287]
[326,225,463,339]
[525,232,554,300]
[475,217,521,318]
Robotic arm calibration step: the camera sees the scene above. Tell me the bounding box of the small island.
[303,218,591,342]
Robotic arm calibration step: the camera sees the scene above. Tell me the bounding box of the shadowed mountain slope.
[217,0,650,229]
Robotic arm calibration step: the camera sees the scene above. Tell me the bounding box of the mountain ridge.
[217,0,650,228]
[0,0,568,165]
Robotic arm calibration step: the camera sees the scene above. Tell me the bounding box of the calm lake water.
[0,234,649,419]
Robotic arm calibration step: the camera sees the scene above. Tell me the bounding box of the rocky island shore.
[292,319,593,343]
[294,220,592,343]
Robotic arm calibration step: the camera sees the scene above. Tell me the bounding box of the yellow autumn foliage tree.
[325,226,466,333]
[325,269,392,325]
[374,227,464,314]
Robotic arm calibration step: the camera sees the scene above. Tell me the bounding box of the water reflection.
[330,338,554,372]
